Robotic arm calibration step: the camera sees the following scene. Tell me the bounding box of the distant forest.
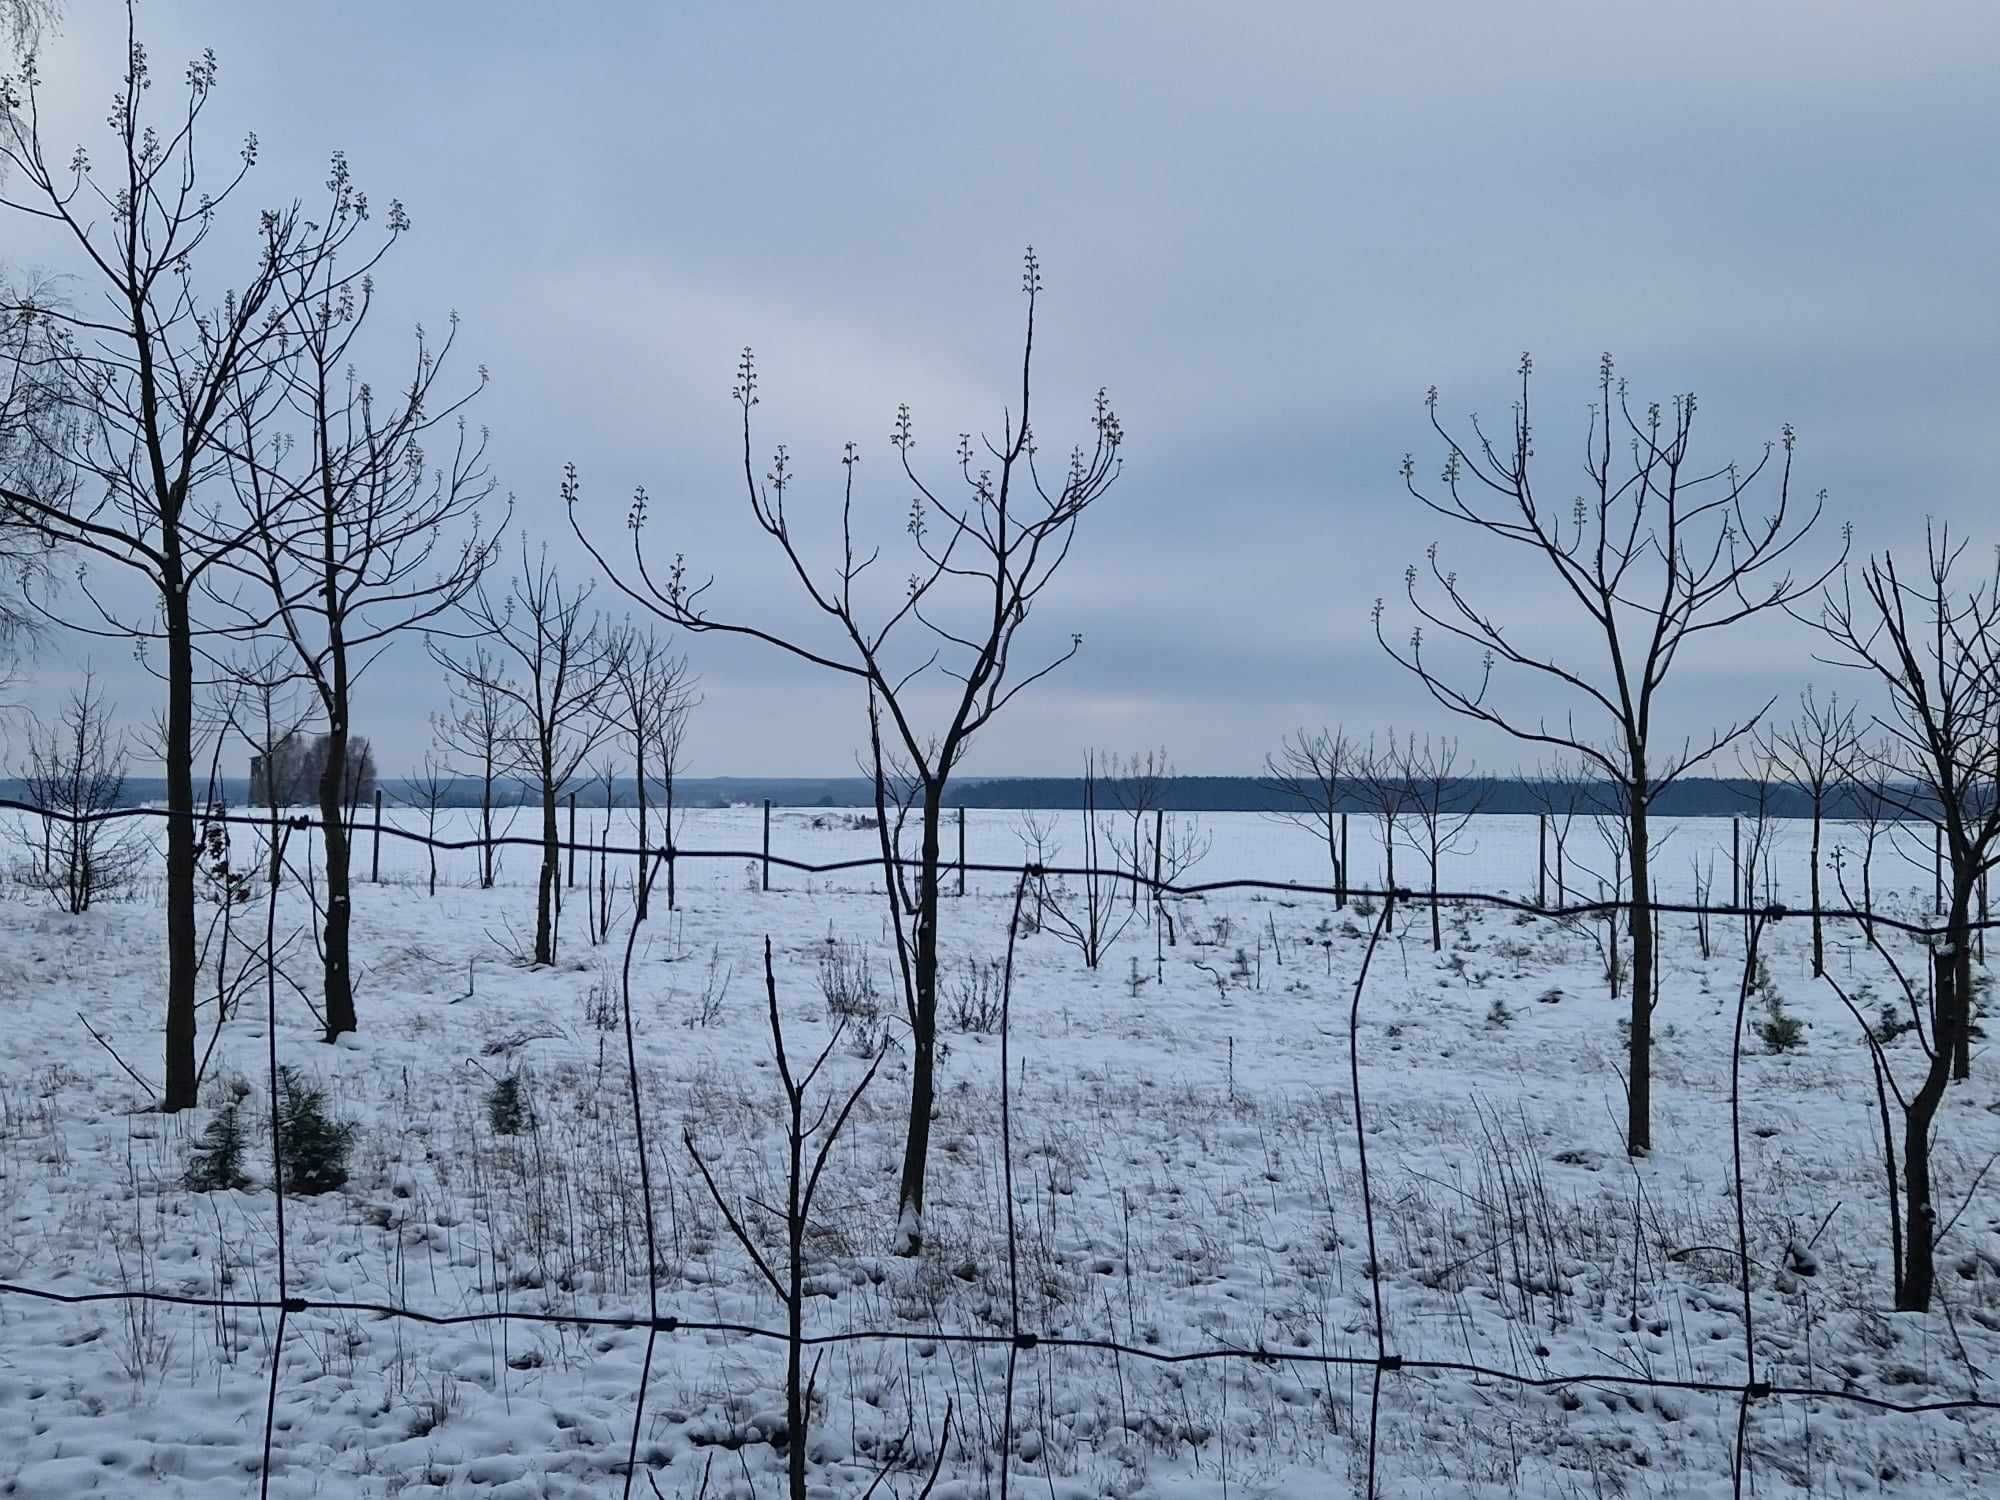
[946,776,1938,819]
[0,773,1941,819]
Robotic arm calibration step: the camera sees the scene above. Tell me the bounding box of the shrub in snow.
[186,1102,251,1192]
[947,957,1004,1034]
[1753,963,1806,1055]
[486,1071,530,1136]
[276,1065,354,1195]
[817,939,880,1021]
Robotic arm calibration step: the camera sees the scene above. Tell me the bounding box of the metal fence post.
[763,799,772,892]
[371,787,383,882]
[1338,812,1348,908]
[1536,813,1547,907]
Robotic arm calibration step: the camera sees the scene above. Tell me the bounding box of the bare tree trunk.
[1809,798,1825,978]
[634,749,650,921]
[162,585,198,1112]
[1429,830,1442,952]
[1627,790,1654,1157]
[479,768,497,889]
[318,614,358,1038]
[1900,943,1959,1311]
[895,786,944,1249]
[536,767,559,965]
[318,735,357,1039]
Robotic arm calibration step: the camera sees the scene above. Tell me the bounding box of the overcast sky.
[9,1,1999,781]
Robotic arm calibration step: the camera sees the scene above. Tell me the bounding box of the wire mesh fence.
[0,797,1994,1499]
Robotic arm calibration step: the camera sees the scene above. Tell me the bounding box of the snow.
[0,805,1996,1498]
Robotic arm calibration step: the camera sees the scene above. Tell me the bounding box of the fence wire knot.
[651,1315,679,1334]
[1013,1332,1039,1351]
[1378,1354,1403,1372]
[282,1297,307,1314]
[1746,1381,1772,1401]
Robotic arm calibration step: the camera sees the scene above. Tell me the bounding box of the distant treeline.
[0,774,1946,819]
[0,775,883,813]
[946,776,1940,819]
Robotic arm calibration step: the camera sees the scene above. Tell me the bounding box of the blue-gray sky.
[11,1,2000,779]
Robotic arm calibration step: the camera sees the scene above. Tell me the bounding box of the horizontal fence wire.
[1,796,1996,1499]
[0,796,1983,935]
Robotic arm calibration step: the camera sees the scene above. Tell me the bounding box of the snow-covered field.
[1,807,1996,1499]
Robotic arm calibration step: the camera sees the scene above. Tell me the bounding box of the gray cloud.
[12,1,1998,779]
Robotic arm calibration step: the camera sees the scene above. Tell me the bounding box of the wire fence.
[1,797,1996,1499]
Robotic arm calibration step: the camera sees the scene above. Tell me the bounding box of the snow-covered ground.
[1,807,1996,1498]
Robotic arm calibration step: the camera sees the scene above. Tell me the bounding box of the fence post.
[1731,817,1741,906]
[957,805,968,897]
[1935,822,1944,916]
[1338,812,1348,909]
[763,798,772,893]
[1536,813,1547,907]
[371,787,383,882]
[567,792,578,888]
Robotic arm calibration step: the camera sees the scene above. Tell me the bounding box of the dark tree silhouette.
[1379,353,1840,1156]
[444,540,614,966]
[1752,687,1859,977]
[14,667,143,911]
[0,13,407,1108]
[429,640,521,890]
[1262,726,1357,905]
[569,250,1123,1250]
[604,625,697,919]
[220,214,500,1041]
[1372,732,1483,952]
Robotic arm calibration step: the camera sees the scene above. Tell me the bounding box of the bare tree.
[14,667,143,910]
[1815,523,2000,1087]
[0,0,64,632]
[1262,725,1356,905]
[429,639,520,890]
[1753,687,1860,977]
[1371,732,1483,951]
[1527,756,1604,910]
[1822,834,1982,1312]
[0,0,55,66]
[569,249,1123,1251]
[0,16,405,1109]
[445,540,614,966]
[1352,731,1417,896]
[584,752,622,947]
[1380,353,1840,1156]
[1107,746,1170,916]
[394,751,453,898]
[0,275,60,669]
[220,218,499,1041]
[649,671,696,913]
[1013,806,1060,933]
[1038,748,1137,971]
[1151,806,1211,948]
[604,624,696,919]
[1832,735,1908,944]
[216,647,317,887]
